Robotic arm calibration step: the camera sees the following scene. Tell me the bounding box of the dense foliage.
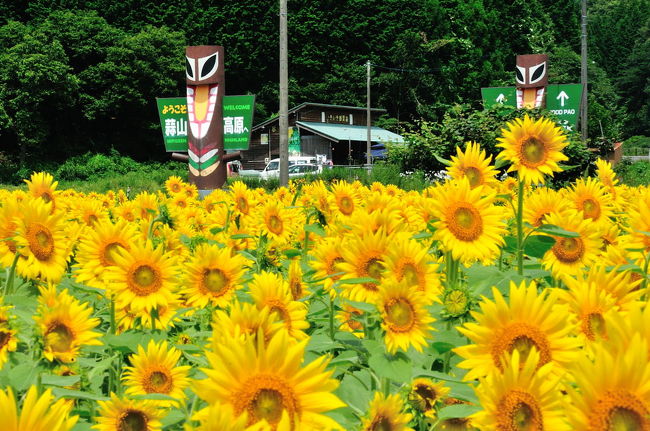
[0,0,648,170]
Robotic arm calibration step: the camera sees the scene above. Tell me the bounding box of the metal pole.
[279,0,289,186]
[580,0,588,142]
[366,60,372,166]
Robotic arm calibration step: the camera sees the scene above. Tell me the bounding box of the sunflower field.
[0,114,649,431]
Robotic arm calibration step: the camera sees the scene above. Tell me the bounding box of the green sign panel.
[156,95,255,152]
[481,87,517,108]
[546,84,583,132]
[288,126,301,155]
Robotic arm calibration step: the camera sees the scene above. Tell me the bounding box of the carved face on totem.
[515,54,548,109]
[185,46,225,189]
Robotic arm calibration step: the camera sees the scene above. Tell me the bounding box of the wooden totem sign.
[515,54,548,109]
[185,45,238,190]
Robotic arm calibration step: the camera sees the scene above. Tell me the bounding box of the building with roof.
[243,102,404,169]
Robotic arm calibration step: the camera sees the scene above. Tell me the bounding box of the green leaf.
[412,370,463,382]
[433,153,452,167]
[337,277,378,285]
[231,233,254,239]
[304,223,327,237]
[368,350,412,383]
[537,224,580,238]
[524,235,556,258]
[437,403,482,420]
[282,248,302,258]
[494,158,510,169]
[41,374,81,387]
[52,388,109,401]
[132,393,177,401]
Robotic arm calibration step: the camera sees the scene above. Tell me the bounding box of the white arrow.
[557,91,569,107]
[496,93,505,104]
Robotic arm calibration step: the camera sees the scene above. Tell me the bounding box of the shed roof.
[295,121,404,144]
[253,102,387,130]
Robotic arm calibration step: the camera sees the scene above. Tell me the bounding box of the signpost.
[546,84,583,132]
[481,87,517,108]
[156,95,255,152]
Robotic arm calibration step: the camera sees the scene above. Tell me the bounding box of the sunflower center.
[144,370,172,394]
[265,300,291,329]
[448,204,483,242]
[581,311,607,341]
[402,264,420,287]
[414,384,437,409]
[102,242,125,266]
[46,322,74,353]
[520,137,547,167]
[492,323,552,370]
[385,298,416,332]
[267,214,283,235]
[581,198,601,220]
[289,278,302,300]
[369,416,393,431]
[339,196,354,215]
[551,237,584,263]
[0,330,10,349]
[346,309,363,331]
[171,183,181,193]
[590,390,650,431]
[237,197,249,214]
[497,390,543,431]
[202,268,230,294]
[129,264,162,296]
[365,258,384,280]
[27,222,55,261]
[464,166,482,187]
[40,192,53,203]
[235,375,298,426]
[118,410,148,431]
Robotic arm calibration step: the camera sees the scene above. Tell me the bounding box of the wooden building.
[242,102,404,170]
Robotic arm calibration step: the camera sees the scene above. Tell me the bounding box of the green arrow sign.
[481,87,517,108]
[546,84,583,132]
[156,95,255,152]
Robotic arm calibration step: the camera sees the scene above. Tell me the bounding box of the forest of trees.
[0,0,647,166]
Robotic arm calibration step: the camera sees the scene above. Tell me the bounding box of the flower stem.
[516,178,525,275]
[328,294,335,340]
[3,252,20,297]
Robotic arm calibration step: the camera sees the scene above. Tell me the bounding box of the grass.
[615,160,650,186]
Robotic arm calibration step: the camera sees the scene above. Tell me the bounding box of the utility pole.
[366,60,371,166]
[580,0,588,143]
[279,0,289,186]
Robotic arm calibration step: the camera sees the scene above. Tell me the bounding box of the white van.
[260,156,317,180]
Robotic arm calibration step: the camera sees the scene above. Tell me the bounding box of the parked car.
[260,156,317,180]
[288,163,322,178]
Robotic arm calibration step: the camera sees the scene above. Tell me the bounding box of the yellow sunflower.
[248,271,309,340]
[523,186,571,228]
[182,243,248,308]
[254,200,299,245]
[567,335,650,430]
[72,197,110,227]
[287,259,309,301]
[567,177,614,226]
[211,301,286,347]
[455,280,580,381]
[164,175,186,195]
[496,114,569,184]
[0,302,18,369]
[408,378,450,418]
[595,158,619,189]
[0,386,77,431]
[114,201,140,223]
[194,330,345,430]
[625,188,650,258]
[447,141,499,188]
[106,240,179,313]
[34,286,102,363]
[471,349,570,430]
[377,278,436,354]
[24,171,59,213]
[123,340,191,407]
[309,237,345,295]
[190,403,270,431]
[540,210,602,280]
[337,229,391,303]
[230,181,256,217]
[0,197,21,267]
[93,393,164,431]
[330,181,361,217]
[74,219,139,289]
[12,199,69,282]
[430,179,507,265]
[361,392,414,431]
[134,192,159,220]
[383,233,442,299]
[336,303,366,338]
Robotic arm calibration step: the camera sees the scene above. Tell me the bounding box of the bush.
[386,104,595,185]
[614,160,650,186]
